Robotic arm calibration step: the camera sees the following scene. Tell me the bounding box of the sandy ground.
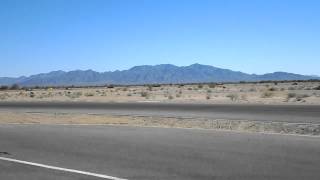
[1,82,320,135]
[1,111,319,136]
[1,82,320,105]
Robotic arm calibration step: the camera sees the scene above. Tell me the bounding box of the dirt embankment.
[1,111,319,136]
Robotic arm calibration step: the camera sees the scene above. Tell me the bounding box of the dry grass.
[0,81,319,104]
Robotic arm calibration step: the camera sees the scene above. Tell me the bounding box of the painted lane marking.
[0,157,128,180]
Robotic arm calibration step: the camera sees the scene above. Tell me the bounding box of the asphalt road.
[0,102,320,123]
[0,124,320,180]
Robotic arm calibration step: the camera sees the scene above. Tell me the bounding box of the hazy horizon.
[1,63,319,79]
[1,0,319,77]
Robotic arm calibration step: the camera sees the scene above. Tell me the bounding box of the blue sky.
[0,0,319,77]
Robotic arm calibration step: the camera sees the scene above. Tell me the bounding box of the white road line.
[0,157,128,180]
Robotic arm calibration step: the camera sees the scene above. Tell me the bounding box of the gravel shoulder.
[1,111,319,136]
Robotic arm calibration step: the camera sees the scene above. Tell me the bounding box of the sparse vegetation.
[147,85,153,91]
[206,94,211,100]
[268,87,277,91]
[208,83,216,88]
[29,92,35,98]
[241,94,247,101]
[0,81,319,104]
[261,91,273,98]
[226,94,238,101]
[0,93,9,100]
[287,93,297,99]
[141,91,149,98]
[67,92,82,99]
[84,92,95,97]
[314,86,320,90]
[0,85,9,91]
[10,84,20,90]
[107,85,114,88]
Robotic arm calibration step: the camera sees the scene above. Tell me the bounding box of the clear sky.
[0,0,319,77]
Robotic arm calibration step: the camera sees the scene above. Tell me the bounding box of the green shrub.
[84,92,95,97]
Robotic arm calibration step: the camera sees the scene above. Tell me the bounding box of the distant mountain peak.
[0,64,318,86]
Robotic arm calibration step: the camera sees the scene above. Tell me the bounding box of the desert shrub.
[10,84,20,90]
[288,87,296,90]
[208,83,216,88]
[207,89,212,93]
[100,91,107,96]
[84,92,95,97]
[0,85,9,91]
[226,94,238,101]
[147,85,153,91]
[249,88,256,92]
[152,84,161,87]
[314,86,320,90]
[0,93,9,100]
[241,94,248,101]
[292,82,298,85]
[176,93,181,98]
[168,95,174,100]
[127,93,132,96]
[287,93,296,99]
[187,87,193,90]
[206,94,211,100]
[107,85,114,88]
[297,94,310,99]
[29,92,35,98]
[198,84,203,89]
[141,91,149,97]
[68,92,82,99]
[268,87,278,91]
[261,91,273,98]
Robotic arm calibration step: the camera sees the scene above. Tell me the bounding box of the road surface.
[0,102,320,123]
[0,124,320,180]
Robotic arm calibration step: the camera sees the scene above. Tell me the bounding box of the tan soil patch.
[0,111,319,136]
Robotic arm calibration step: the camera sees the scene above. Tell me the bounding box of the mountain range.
[0,64,318,86]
